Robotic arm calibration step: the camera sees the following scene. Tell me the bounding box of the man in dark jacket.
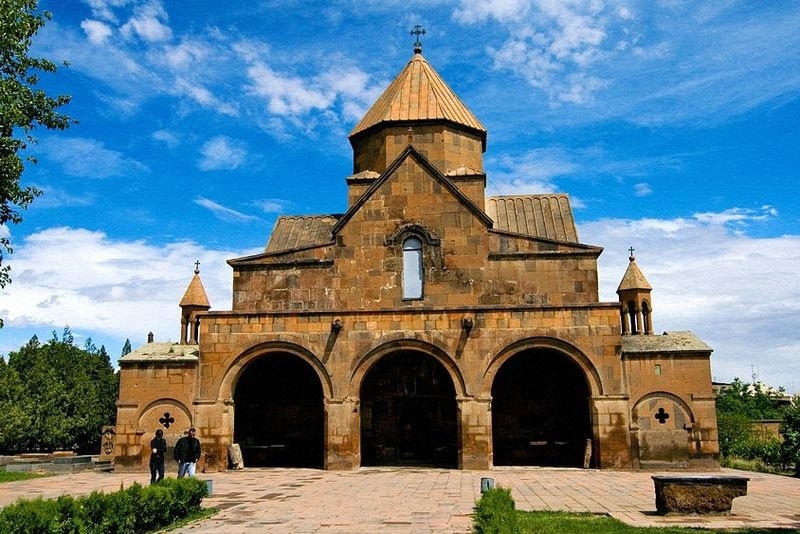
[174,427,201,478]
[149,429,167,484]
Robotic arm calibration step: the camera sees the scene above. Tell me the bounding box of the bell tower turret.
[179,261,211,344]
[616,249,654,335]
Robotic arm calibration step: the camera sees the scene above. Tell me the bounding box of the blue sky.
[1,1,798,391]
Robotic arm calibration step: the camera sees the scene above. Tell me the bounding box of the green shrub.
[0,477,208,534]
[473,486,518,534]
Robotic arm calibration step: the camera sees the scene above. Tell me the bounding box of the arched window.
[402,236,423,299]
[627,301,638,334]
[642,300,651,334]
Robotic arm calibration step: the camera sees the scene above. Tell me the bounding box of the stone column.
[591,396,633,469]
[459,397,492,470]
[325,397,360,470]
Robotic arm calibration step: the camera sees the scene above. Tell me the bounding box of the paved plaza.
[1,467,799,532]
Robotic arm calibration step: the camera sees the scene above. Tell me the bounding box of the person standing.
[149,429,167,484]
[174,427,201,478]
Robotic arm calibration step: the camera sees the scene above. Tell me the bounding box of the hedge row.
[0,477,208,534]
[473,485,518,534]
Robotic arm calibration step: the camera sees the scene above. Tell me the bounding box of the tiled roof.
[349,52,486,139]
[622,331,713,353]
[265,215,340,253]
[179,272,210,308]
[119,342,199,363]
[617,256,652,292]
[486,194,579,242]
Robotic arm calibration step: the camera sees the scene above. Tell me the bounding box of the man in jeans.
[174,427,202,478]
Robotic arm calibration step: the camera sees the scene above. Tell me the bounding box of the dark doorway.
[233,353,323,468]
[361,351,457,467]
[492,349,591,467]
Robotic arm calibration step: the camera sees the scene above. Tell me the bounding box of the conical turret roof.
[349,50,487,142]
[179,267,210,309]
[617,254,652,293]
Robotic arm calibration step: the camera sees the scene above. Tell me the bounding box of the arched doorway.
[492,348,591,466]
[360,351,457,467]
[233,353,324,468]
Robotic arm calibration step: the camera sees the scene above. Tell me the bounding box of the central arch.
[233,352,324,468]
[491,347,592,467]
[360,350,458,467]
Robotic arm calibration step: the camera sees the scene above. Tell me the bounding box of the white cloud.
[43,137,148,178]
[579,210,800,393]
[151,129,179,148]
[245,62,334,116]
[198,136,247,171]
[80,19,113,45]
[252,199,291,214]
[194,197,260,223]
[175,79,239,116]
[0,227,259,360]
[633,183,651,197]
[120,0,172,43]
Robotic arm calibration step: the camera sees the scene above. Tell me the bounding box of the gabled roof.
[349,52,486,142]
[486,195,579,243]
[330,145,494,236]
[622,331,712,354]
[265,215,340,253]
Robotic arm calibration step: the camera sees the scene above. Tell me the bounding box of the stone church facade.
[115,47,719,472]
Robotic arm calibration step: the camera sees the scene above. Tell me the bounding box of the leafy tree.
[0,0,73,298]
[715,378,787,462]
[0,329,118,452]
[780,396,800,476]
[121,338,132,357]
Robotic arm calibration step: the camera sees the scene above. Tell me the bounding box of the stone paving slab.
[1,467,799,532]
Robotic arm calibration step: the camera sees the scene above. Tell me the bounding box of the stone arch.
[631,391,695,468]
[631,391,695,430]
[349,337,466,398]
[353,338,462,468]
[218,340,333,402]
[480,336,603,398]
[484,337,597,467]
[137,398,192,435]
[227,342,327,468]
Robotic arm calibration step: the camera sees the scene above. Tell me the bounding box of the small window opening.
[402,237,423,299]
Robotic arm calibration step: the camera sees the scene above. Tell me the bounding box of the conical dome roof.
[349,51,486,142]
[617,254,652,293]
[179,268,210,309]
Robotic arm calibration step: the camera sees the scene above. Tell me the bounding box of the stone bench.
[652,475,749,515]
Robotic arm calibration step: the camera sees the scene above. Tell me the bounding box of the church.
[114,40,719,472]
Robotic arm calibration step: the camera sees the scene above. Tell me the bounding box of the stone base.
[652,475,748,514]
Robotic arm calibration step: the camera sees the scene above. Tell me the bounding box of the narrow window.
[402,236,423,299]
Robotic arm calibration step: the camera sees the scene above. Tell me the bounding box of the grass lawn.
[515,511,798,534]
[0,471,49,484]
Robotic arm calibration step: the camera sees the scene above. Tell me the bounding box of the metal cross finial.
[194,260,200,274]
[410,24,426,53]
[628,246,635,259]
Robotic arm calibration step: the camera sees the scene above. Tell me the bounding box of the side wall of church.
[114,362,198,472]
[624,352,719,468]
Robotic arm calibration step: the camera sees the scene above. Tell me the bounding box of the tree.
[715,378,787,462]
[0,330,118,452]
[780,396,800,476]
[0,0,73,298]
[121,338,132,357]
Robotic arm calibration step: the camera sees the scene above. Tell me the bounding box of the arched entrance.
[360,351,457,467]
[492,348,592,466]
[233,353,324,468]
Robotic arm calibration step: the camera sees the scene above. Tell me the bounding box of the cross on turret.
[410,24,426,53]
